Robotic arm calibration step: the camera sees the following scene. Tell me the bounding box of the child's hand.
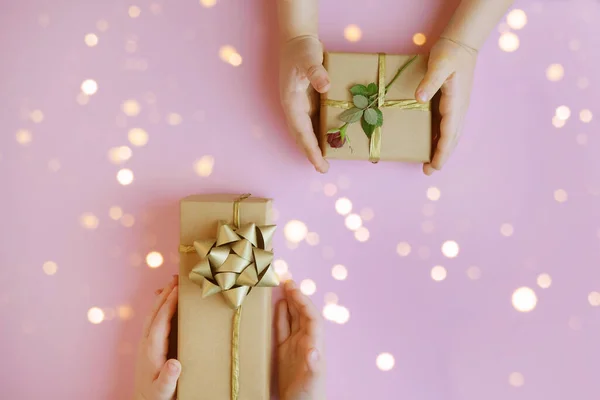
[415,37,478,176]
[277,281,326,400]
[133,276,180,400]
[279,35,331,174]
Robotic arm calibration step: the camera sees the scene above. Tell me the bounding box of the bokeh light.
[167,113,183,125]
[431,266,447,282]
[546,64,564,82]
[146,251,164,268]
[122,100,141,116]
[305,232,319,246]
[109,206,123,220]
[88,307,105,324]
[500,223,514,237]
[108,146,132,164]
[117,169,134,185]
[85,33,99,47]
[509,372,525,387]
[579,109,593,123]
[30,109,44,123]
[284,220,308,243]
[121,214,135,227]
[413,33,426,46]
[300,279,316,296]
[322,303,350,324]
[344,25,362,42]
[331,264,348,280]
[512,287,537,312]
[117,305,134,320]
[577,77,589,89]
[441,240,459,258]
[193,156,214,177]
[128,6,141,18]
[376,353,395,371]
[354,227,370,242]
[588,291,600,307]
[506,9,527,30]
[555,105,571,120]
[324,292,338,304]
[128,128,148,146]
[80,213,99,230]
[43,261,58,276]
[335,197,352,215]
[16,129,32,145]
[552,116,565,128]
[81,79,98,95]
[396,242,411,257]
[427,187,441,201]
[498,32,519,52]
[273,259,288,276]
[537,273,552,289]
[360,208,374,221]
[200,0,217,7]
[96,19,109,32]
[466,266,481,280]
[554,189,568,203]
[323,183,337,197]
[344,214,362,231]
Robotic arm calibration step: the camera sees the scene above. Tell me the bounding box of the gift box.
[178,194,278,400]
[319,52,435,163]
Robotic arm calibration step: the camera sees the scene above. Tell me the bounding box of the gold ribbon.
[179,194,279,400]
[323,53,430,163]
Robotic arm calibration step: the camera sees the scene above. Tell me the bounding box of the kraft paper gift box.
[177,194,278,400]
[320,52,436,163]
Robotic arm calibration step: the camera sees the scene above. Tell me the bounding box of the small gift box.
[320,52,435,163]
[177,194,278,400]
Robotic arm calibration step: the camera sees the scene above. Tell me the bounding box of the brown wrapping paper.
[178,194,273,400]
[320,52,433,162]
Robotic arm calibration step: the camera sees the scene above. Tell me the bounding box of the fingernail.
[309,349,319,363]
[168,360,180,374]
[155,289,162,295]
[416,89,429,102]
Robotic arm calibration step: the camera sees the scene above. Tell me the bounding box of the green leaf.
[367,83,378,96]
[327,127,341,134]
[353,95,369,109]
[340,124,348,139]
[374,108,384,127]
[364,108,378,125]
[349,84,368,96]
[361,118,375,139]
[339,107,364,123]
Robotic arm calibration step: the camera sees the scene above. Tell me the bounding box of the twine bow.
[179,194,279,400]
[323,54,430,163]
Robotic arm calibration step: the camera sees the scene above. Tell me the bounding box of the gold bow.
[323,53,430,163]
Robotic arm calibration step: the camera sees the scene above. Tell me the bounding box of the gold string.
[322,54,429,162]
[178,193,251,400]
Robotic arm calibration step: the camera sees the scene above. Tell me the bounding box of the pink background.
[2,0,600,399]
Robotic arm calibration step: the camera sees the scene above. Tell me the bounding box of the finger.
[302,64,330,94]
[152,359,181,400]
[149,286,179,351]
[143,276,178,337]
[289,286,320,337]
[306,348,322,373]
[430,84,462,171]
[415,58,454,103]
[276,300,291,345]
[284,281,301,333]
[293,38,330,93]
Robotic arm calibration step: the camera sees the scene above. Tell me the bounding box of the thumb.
[298,52,330,94]
[153,359,181,400]
[415,57,454,103]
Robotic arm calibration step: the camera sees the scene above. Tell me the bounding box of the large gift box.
[178,194,278,400]
[320,52,435,163]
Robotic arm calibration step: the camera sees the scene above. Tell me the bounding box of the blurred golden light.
[427,187,441,201]
[332,264,348,280]
[273,259,289,276]
[335,197,353,215]
[76,92,90,105]
[128,128,148,146]
[509,372,525,387]
[80,213,99,230]
[200,0,217,7]
[117,169,134,185]
[554,189,568,203]
[344,25,362,42]
[85,33,99,47]
[441,240,459,258]
[421,221,434,234]
[537,273,552,289]
[466,266,481,280]
[500,223,514,237]
[128,6,141,18]
[376,353,395,371]
[552,116,565,128]
[588,291,600,307]
[30,109,44,123]
[117,305,134,320]
[506,9,527,30]
[360,207,374,221]
[431,266,447,282]
[193,156,214,177]
[305,232,320,246]
[396,242,411,257]
[219,45,236,62]
[344,214,362,231]
[355,227,370,242]
[335,306,350,324]
[576,134,588,145]
[300,279,316,296]
[228,53,242,66]
[48,159,61,172]
[16,129,32,145]
[96,19,109,32]
[284,220,308,243]
[555,105,571,120]
[108,146,132,164]
[167,113,183,125]
[413,33,426,46]
[577,77,589,89]
[512,287,537,312]
[81,79,98,95]
[43,261,58,276]
[323,183,338,197]
[146,251,164,268]
[88,307,105,324]
[122,100,141,116]
[546,64,564,82]
[121,214,135,227]
[109,206,123,220]
[498,32,519,52]
[579,109,593,123]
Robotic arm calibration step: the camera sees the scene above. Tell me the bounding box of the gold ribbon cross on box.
[322,53,430,163]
